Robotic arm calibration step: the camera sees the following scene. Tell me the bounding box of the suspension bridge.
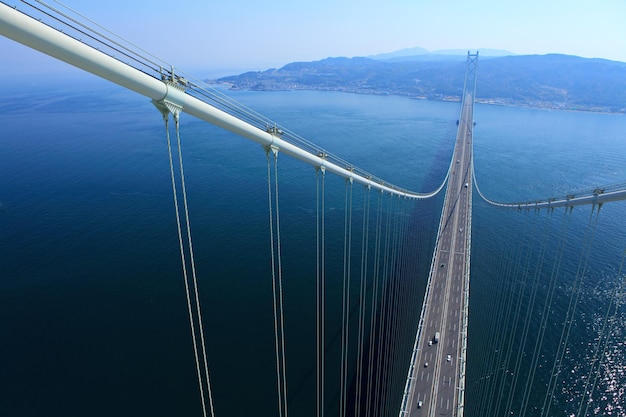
[1,2,626,417]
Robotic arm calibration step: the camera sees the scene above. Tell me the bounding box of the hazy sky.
[1,0,625,78]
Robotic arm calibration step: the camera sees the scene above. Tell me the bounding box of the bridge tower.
[463,52,479,104]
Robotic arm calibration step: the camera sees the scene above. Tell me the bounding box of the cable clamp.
[152,80,186,118]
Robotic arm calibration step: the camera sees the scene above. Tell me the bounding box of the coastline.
[209,81,625,115]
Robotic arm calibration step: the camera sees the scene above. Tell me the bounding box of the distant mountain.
[215,53,626,113]
[369,47,429,60]
[369,47,514,61]
[429,48,514,57]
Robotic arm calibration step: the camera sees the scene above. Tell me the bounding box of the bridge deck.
[404,94,474,417]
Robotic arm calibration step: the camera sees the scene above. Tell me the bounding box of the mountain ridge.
[368,47,514,61]
[214,53,626,113]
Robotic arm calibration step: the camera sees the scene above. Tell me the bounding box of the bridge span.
[4,4,626,416]
[400,56,477,417]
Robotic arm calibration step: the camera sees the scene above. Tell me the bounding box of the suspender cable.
[504,211,551,416]
[476,210,525,417]
[267,147,288,417]
[355,185,372,417]
[339,179,354,417]
[161,111,206,417]
[274,153,289,417]
[373,193,395,417]
[492,210,536,417]
[541,208,601,417]
[580,250,626,417]
[518,209,572,417]
[382,197,404,416]
[316,167,326,417]
[175,112,217,417]
[365,190,384,417]
[472,227,512,417]
[576,249,626,417]
[157,106,215,417]
[267,150,282,417]
[390,200,411,416]
[339,177,354,417]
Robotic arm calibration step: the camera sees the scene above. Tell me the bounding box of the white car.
[417,400,423,408]
[446,354,451,362]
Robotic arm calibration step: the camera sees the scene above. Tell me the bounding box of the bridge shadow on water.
[335,131,452,417]
[259,118,453,417]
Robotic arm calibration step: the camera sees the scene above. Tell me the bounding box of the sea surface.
[0,77,625,417]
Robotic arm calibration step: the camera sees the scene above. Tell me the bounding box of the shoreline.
[209,81,625,115]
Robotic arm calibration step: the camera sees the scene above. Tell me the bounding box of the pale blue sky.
[1,0,625,78]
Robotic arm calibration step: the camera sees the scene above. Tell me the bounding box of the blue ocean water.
[0,78,624,416]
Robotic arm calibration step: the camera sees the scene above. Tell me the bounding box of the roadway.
[404,93,474,417]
